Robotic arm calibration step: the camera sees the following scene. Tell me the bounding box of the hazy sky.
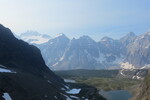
[0,0,150,40]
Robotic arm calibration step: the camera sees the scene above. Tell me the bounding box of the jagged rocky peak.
[77,35,96,44]
[126,32,136,37]
[120,32,136,42]
[70,37,76,42]
[99,36,120,48]
[49,33,70,43]
[146,30,150,34]
[135,30,150,40]
[119,32,137,48]
[54,33,68,38]
[71,35,98,48]
[47,33,70,44]
[79,35,93,40]
[20,30,41,37]
[122,32,136,39]
[68,35,96,48]
[143,30,150,37]
[37,33,70,71]
[100,36,117,46]
[101,36,114,42]
[126,31,150,68]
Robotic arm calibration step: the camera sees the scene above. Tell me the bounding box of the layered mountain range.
[0,24,105,100]
[19,30,150,70]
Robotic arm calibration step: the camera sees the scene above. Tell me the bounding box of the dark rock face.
[0,71,64,100]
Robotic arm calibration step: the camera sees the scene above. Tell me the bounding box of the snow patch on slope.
[2,93,12,100]
[141,64,150,69]
[22,35,50,44]
[66,88,81,94]
[0,67,16,73]
[121,62,135,69]
[95,52,105,63]
[54,33,64,38]
[64,79,76,83]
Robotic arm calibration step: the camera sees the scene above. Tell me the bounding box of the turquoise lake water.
[99,90,132,100]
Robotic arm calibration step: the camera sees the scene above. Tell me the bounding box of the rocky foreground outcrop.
[136,71,150,100]
[118,69,148,80]
[130,70,150,100]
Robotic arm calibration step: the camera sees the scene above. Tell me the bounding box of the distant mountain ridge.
[19,30,51,44]
[20,30,150,70]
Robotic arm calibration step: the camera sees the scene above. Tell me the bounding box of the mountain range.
[19,30,150,70]
[0,24,105,100]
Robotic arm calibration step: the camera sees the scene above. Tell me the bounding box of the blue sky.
[0,0,150,40]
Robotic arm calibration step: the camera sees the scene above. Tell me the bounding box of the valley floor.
[69,77,141,91]
[55,69,143,100]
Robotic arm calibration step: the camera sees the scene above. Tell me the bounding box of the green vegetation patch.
[55,69,141,91]
[55,69,119,78]
[75,77,140,91]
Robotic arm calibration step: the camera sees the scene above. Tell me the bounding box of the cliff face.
[0,24,65,86]
[126,32,150,68]
[131,70,150,100]
[0,24,67,100]
[137,72,150,100]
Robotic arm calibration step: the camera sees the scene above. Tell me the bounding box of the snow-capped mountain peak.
[101,36,114,42]
[20,30,40,37]
[146,30,150,35]
[20,31,51,44]
[54,33,66,38]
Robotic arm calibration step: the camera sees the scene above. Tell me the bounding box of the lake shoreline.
[99,90,132,100]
